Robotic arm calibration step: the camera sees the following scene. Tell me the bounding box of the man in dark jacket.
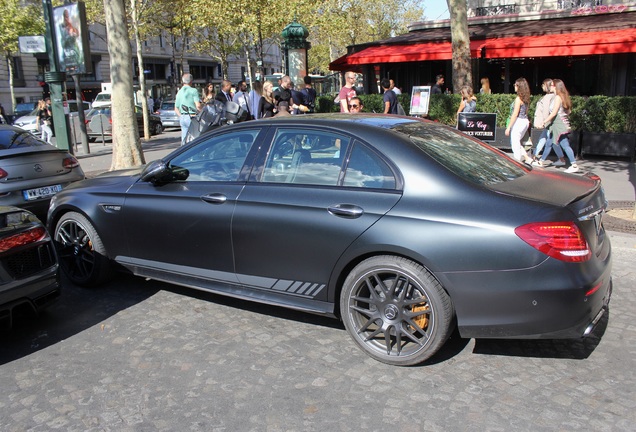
[301,76,317,113]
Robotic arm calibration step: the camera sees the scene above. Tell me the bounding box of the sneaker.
[565,164,579,173]
[553,160,566,167]
[531,160,545,167]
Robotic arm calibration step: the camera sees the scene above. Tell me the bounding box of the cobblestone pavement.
[0,232,634,431]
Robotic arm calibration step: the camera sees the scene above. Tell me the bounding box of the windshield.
[95,94,111,102]
[394,122,528,185]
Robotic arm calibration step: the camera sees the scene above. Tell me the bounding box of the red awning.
[483,28,636,58]
[329,53,362,72]
[329,27,636,71]
[346,41,483,64]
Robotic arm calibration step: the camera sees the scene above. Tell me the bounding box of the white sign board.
[409,86,431,116]
[19,36,46,54]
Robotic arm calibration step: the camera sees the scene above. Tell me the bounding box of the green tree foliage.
[305,0,424,73]
[0,0,44,112]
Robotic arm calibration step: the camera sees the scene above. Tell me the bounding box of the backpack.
[533,94,555,128]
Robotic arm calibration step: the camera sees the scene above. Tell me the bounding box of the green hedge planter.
[317,93,636,159]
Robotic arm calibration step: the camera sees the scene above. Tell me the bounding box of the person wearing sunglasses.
[348,97,364,113]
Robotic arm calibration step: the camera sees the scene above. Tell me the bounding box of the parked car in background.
[12,102,38,118]
[0,206,60,327]
[47,114,612,366]
[13,101,92,135]
[156,100,179,129]
[0,125,85,219]
[92,91,111,108]
[84,105,163,141]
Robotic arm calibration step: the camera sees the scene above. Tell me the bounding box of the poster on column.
[409,86,431,116]
[53,2,92,74]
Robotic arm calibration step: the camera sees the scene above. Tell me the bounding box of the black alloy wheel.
[54,212,111,286]
[341,256,454,366]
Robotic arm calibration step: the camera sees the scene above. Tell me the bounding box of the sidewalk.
[70,129,182,177]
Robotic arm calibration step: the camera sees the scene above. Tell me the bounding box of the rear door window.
[261,128,350,186]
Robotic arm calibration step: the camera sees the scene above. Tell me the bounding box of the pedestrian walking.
[505,77,533,164]
[174,73,202,146]
[36,100,53,144]
[543,79,579,173]
[381,78,398,114]
[531,79,566,167]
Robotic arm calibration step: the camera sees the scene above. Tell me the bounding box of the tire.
[54,212,112,287]
[153,122,163,135]
[340,256,454,366]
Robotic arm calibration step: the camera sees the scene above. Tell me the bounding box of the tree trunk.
[131,0,151,140]
[447,0,472,93]
[6,54,16,114]
[103,0,145,170]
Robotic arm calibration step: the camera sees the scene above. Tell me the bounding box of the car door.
[232,127,402,305]
[120,128,263,283]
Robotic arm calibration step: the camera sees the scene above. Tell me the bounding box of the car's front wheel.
[153,122,163,135]
[341,256,454,366]
[54,212,111,287]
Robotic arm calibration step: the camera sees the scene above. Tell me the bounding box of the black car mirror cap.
[140,159,170,185]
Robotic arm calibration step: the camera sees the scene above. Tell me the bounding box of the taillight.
[515,221,591,263]
[0,226,47,253]
[63,156,80,169]
[0,168,7,180]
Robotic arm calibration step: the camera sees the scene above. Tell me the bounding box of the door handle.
[327,204,364,219]
[201,193,227,204]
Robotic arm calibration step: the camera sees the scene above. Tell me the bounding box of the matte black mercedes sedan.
[47,114,612,366]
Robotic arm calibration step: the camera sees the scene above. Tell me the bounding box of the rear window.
[15,103,36,112]
[161,102,175,110]
[94,94,111,102]
[0,129,47,150]
[394,122,527,185]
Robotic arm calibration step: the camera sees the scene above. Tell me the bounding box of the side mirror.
[140,159,170,185]
[141,159,189,185]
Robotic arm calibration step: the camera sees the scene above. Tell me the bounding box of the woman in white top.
[505,78,533,164]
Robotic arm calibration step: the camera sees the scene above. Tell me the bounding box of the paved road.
[0,231,635,431]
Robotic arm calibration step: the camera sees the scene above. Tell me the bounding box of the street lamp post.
[42,0,72,152]
[281,19,310,89]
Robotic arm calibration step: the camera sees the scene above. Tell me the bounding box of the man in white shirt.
[390,79,402,95]
[233,80,252,119]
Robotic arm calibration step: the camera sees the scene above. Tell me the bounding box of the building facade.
[1,21,282,115]
[330,0,636,97]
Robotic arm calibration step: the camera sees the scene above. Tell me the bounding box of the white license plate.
[23,184,63,201]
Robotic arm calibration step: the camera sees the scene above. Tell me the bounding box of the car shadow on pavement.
[471,311,609,360]
[0,273,159,365]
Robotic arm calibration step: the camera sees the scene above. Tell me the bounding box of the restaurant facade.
[329,3,636,97]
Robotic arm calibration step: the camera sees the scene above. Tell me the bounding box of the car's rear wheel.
[54,212,111,287]
[341,256,454,366]
[153,122,163,135]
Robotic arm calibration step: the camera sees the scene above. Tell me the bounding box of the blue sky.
[425,0,450,20]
